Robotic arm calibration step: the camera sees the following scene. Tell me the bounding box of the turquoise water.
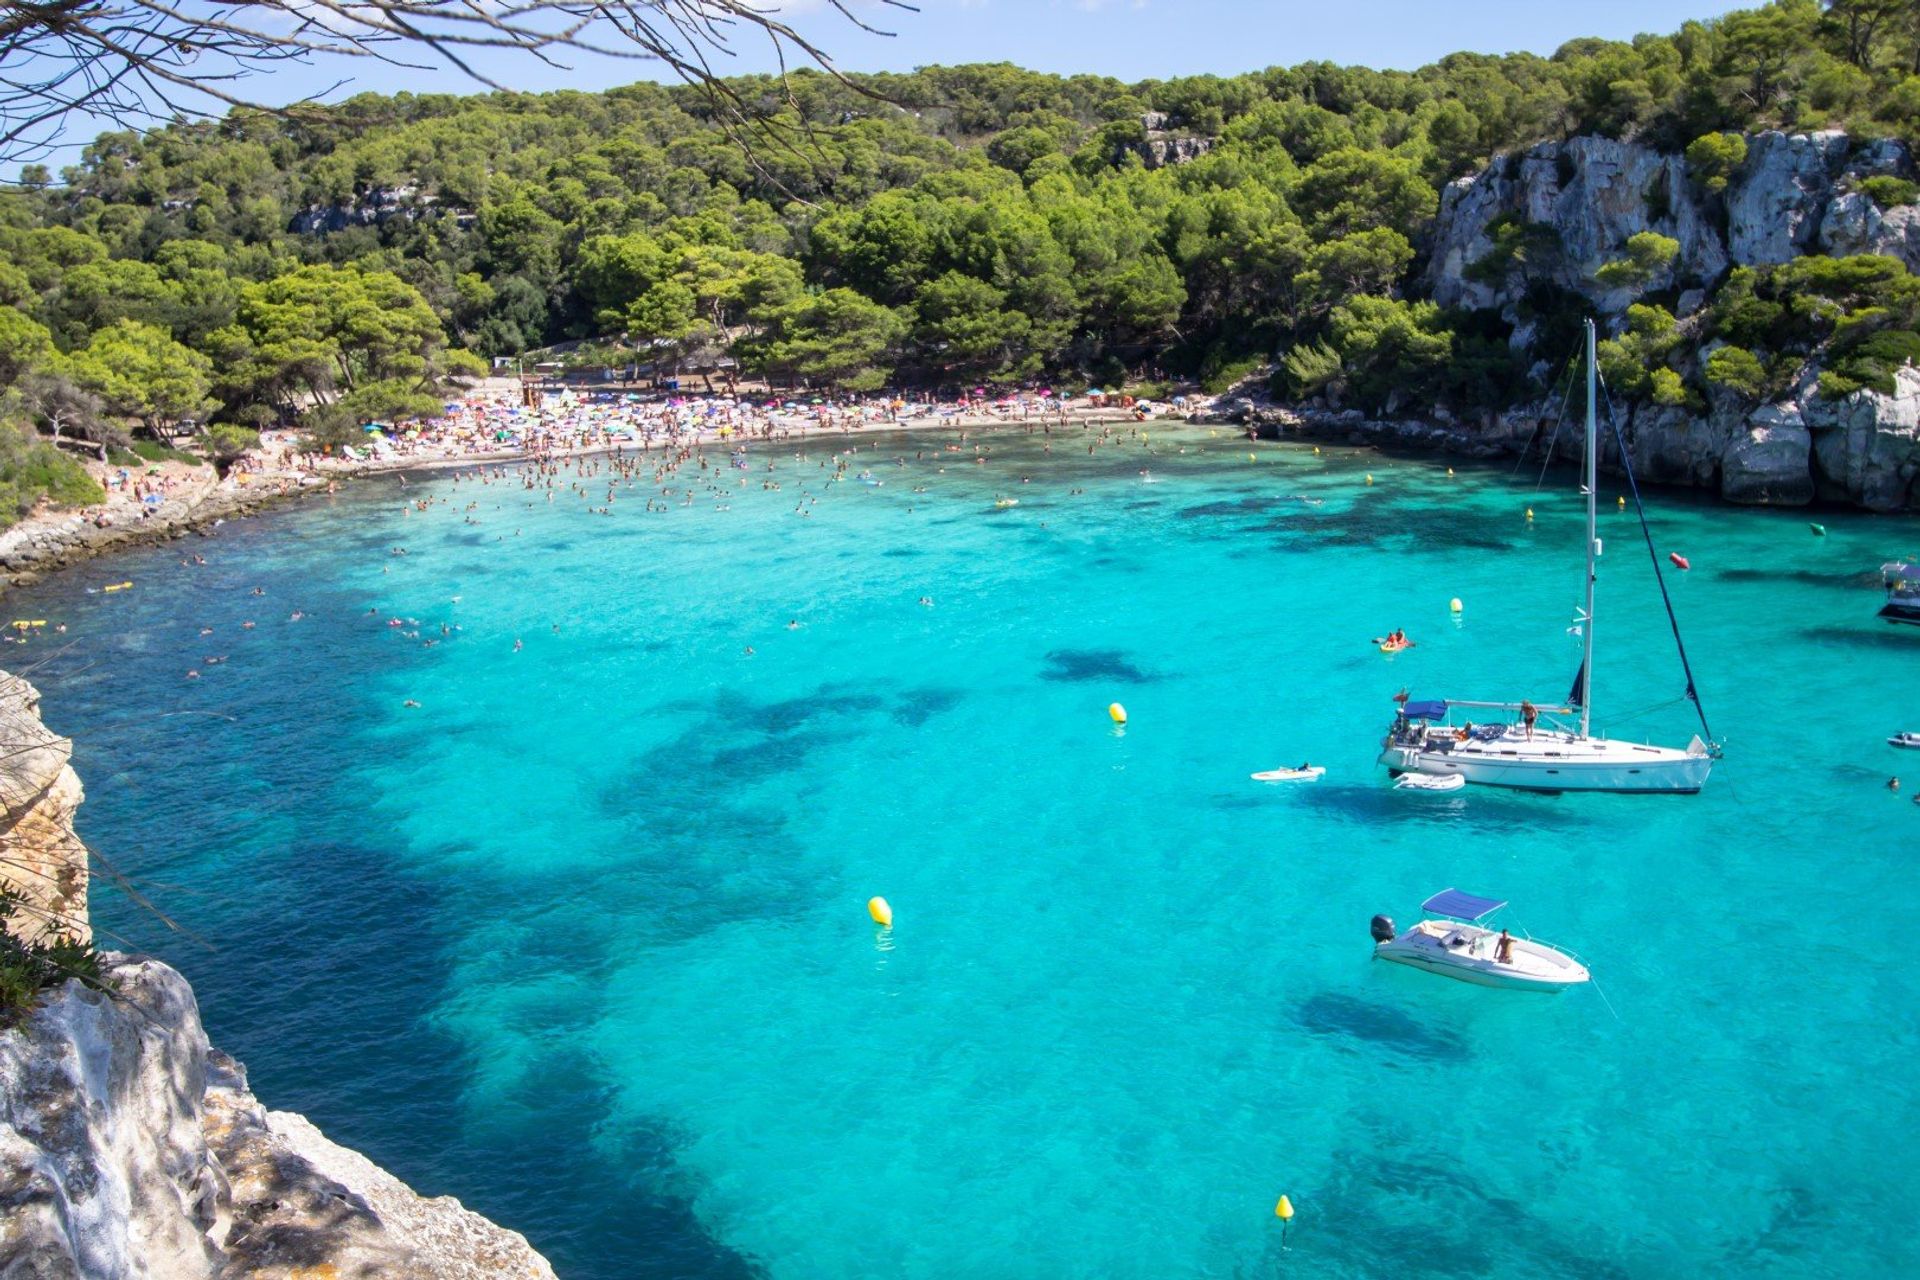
[15,425,1920,1278]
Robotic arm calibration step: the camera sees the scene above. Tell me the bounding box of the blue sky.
[260,0,1747,100]
[761,0,1743,81]
[33,0,1746,171]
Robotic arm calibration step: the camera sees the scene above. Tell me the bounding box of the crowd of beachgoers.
[0,385,1206,578]
[312,384,1191,470]
[2,401,1199,671]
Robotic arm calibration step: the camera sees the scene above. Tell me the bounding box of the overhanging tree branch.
[0,0,918,164]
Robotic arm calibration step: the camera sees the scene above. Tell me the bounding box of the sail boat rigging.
[1377,319,1716,794]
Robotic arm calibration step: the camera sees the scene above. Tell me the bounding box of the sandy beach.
[0,386,1202,589]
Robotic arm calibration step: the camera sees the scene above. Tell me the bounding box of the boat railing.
[1516,927,1589,968]
[1437,699,1576,714]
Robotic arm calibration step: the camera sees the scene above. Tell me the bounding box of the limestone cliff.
[1427,130,1920,313]
[0,672,87,947]
[1411,129,1920,509]
[0,673,556,1279]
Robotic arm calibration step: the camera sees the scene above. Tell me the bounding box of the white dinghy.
[1252,765,1324,782]
[1371,889,1589,992]
[1889,731,1920,749]
[1394,772,1465,792]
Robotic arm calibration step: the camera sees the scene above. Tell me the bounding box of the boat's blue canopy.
[1402,699,1448,720]
[1422,888,1506,920]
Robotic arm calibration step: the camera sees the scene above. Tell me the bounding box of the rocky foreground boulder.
[0,667,556,1279]
[0,956,557,1279]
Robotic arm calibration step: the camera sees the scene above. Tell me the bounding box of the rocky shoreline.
[0,671,558,1277]
[1200,361,1920,512]
[0,480,322,594]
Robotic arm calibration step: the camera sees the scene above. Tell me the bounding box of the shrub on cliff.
[1858,175,1919,209]
[0,891,105,1024]
[1684,133,1748,193]
[1593,232,1681,291]
[1704,345,1770,401]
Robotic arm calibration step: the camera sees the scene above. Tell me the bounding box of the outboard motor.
[1370,914,1396,944]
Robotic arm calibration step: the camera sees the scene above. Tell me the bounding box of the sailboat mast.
[1581,318,1598,739]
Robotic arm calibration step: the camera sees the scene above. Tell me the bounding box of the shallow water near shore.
[14,424,1920,1278]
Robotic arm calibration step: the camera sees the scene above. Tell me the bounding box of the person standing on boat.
[1495,929,1515,964]
[1520,699,1538,740]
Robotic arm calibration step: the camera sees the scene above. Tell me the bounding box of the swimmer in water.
[787,619,800,630]
[513,638,523,652]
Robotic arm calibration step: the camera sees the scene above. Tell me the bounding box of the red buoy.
[1669,552,1691,570]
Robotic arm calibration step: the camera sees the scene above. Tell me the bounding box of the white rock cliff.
[0,672,557,1279]
[1420,129,1920,508]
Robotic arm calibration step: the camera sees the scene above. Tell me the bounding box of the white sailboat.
[1377,319,1717,794]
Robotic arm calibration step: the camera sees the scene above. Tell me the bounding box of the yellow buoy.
[867,896,892,927]
[1450,597,1463,614]
[1313,446,1320,454]
[1108,702,1128,724]
[1365,474,1374,485]
[1617,495,1626,507]
[1525,507,1534,520]
[1275,1195,1294,1220]
[1248,453,1256,462]
[1447,467,1455,477]
[103,581,132,593]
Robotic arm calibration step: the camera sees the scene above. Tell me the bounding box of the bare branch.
[0,0,919,164]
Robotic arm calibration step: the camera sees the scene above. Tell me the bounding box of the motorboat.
[1379,319,1718,794]
[1890,732,1920,749]
[1394,772,1464,792]
[1371,889,1589,992]
[1879,562,1920,625]
[1251,766,1324,782]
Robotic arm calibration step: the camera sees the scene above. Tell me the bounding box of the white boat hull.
[1374,922,1588,991]
[1378,729,1710,793]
